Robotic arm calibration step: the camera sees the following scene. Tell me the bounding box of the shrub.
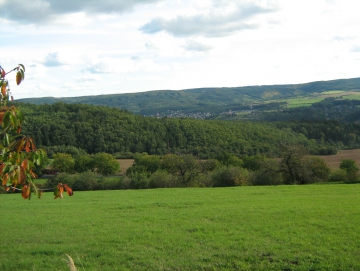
[339,159,359,181]
[329,169,348,183]
[98,177,123,190]
[45,173,74,188]
[212,167,249,187]
[129,172,150,189]
[72,171,98,191]
[193,172,214,187]
[249,170,283,186]
[148,170,178,188]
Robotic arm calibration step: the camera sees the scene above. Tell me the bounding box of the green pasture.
[344,93,360,100]
[1,185,360,271]
[286,97,324,108]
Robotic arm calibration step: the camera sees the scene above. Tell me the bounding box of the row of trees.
[46,144,359,191]
[51,152,120,176]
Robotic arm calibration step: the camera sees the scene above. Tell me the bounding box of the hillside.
[17,103,360,158]
[17,77,360,116]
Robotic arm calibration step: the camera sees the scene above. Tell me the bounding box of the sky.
[0,0,360,99]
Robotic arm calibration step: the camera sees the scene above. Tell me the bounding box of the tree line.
[45,144,359,191]
[16,102,358,159]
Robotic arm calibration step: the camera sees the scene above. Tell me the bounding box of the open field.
[117,159,134,174]
[1,185,360,271]
[116,149,360,173]
[276,90,360,109]
[286,97,324,108]
[318,149,360,169]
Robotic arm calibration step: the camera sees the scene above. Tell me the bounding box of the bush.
[307,157,331,183]
[249,170,283,186]
[148,170,178,188]
[45,173,74,188]
[72,171,98,191]
[339,159,359,181]
[212,167,249,187]
[329,169,348,183]
[129,172,150,189]
[98,177,123,190]
[193,172,214,187]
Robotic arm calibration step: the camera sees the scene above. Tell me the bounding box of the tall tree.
[93,152,120,176]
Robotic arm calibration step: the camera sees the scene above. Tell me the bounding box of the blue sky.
[1,0,360,99]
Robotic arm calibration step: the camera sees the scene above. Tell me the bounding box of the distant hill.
[17,77,360,116]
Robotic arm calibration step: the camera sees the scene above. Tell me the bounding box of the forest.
[16,102,360,159]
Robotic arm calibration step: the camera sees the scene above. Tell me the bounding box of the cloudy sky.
[1,0,360,99]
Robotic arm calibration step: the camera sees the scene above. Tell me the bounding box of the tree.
[0,64,72,199]
[52,153,75,173]
[277,143,309,184]
[74,154,95,173]
[93,152,120,176]
[161,154,202,186]
[216,151,243,167]
[339,159,359,181]
[273,143,330,184]
[133,153,161,173]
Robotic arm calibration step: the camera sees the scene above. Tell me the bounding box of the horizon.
[17,75,360,100]
[1,0,360,99]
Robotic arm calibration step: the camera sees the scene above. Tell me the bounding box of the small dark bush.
[212,167,249,187]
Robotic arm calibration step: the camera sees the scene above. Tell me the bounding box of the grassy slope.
[1,185,360,271]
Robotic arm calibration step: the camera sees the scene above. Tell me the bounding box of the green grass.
[344,94,360,100]
[1,185,360,270]
[286,97,324,108]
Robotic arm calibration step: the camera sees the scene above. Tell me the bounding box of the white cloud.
[42,52,65,67]
[350,44,360,52]
[183,40,212,52]
[74,74,102,81]
[0,0,164,24]
[1,0,360,100]
[140,1,278,37]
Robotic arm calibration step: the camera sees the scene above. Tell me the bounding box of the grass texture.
[1,185,360,270]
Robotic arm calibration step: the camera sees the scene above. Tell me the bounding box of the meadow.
[1,185,360,271]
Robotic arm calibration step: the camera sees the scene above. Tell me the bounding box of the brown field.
[117,159,134,174]
[316,149,360,169]
[116,150,360,175]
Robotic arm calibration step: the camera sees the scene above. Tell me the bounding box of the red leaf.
[22,185,31,199]
[25,139,31,152]
[64,184,73,196]
[54,183,64,199]
[16,72,22,85]
[1,84,6,96]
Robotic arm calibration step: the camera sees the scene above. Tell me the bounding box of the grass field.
[286,97,324,108]
[1,185,360,271]
[278,90,360,109]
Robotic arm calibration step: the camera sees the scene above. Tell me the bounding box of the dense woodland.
[16,102,360,159]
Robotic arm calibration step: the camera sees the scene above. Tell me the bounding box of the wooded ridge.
[17,77,360,116]
[17,102,360,158]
